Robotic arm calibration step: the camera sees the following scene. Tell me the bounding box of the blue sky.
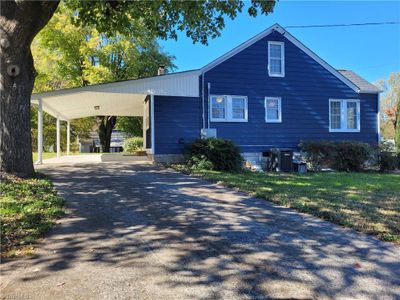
[159,1,400,84]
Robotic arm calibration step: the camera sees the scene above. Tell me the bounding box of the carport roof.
[31,69,201,120]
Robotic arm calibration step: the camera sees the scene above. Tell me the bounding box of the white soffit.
[31,70,200,120]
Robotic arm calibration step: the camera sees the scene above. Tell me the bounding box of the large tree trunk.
[97,116,117,153]
[0,1,59,177]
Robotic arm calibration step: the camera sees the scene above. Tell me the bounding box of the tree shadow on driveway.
[1,162,399,299]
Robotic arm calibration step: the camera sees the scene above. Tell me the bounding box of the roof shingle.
[337,70,381,93]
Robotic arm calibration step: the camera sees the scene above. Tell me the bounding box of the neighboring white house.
[79,130,128,153]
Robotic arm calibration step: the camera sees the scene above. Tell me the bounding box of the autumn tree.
[0,0,276,177]
[377,72,399,142]
[31,4,175,152]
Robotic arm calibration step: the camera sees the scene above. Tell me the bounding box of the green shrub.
[377,142,398,172]
[186,138,243,172]
[330,141,372,172]
[299,140,333,171]
[189,155,214,171]
[300,140,372,172]
[123,137,143,153]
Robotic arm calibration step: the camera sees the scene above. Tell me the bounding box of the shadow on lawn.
[1,163,399,299]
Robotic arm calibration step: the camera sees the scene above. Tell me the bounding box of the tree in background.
[116,117,143,137]
[396,98,400,153]
[377,72,399,143]
[92,33,175,151]
[31,4,175,152]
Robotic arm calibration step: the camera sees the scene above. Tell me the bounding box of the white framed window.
[210,95,248,122]
[265,97,282,123]
[268,41,285,77]
[329,99,360,132]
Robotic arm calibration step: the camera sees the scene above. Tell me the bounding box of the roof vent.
[158,65,165,76]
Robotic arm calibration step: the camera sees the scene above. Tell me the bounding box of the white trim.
[268,41,285,77]
[329,99,361,132]
[265,97,282,123]
[377,94,381,142]
[35,98,43,165]
[209,95,248,122]
[56,116,61,158]
[150,95,155,154]
[143,98,147,150]
[201,74,205,129]
[201,23,361,93]
[67,121,71,156]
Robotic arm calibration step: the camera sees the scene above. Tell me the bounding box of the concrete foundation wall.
[153,154,185,164]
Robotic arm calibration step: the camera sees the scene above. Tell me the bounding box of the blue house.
[32,24,381,164]
[152,23,380,162]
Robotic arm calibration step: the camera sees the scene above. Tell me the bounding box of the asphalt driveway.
[1,162,399,299]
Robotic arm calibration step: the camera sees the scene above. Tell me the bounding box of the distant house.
[32,23,381,163]
[79,130,127,153]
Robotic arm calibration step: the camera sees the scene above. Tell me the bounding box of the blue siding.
[154,96,201,154]
[203,31,378,152]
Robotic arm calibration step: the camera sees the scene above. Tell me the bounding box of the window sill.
[329,129,360,133]
[265,120,282,123]
[268,73,285,78]
[210,119,248,123]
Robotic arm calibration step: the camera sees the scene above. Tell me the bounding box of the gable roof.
[200,23,380,94]
[337,70,381,93]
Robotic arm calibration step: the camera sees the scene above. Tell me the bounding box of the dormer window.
[268,41,285,77]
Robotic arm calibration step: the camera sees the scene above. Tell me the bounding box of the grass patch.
[171,165,400,243]
[32,152,62,161]
[0,174,65,257]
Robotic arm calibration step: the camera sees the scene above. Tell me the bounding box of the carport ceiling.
[32,91,146,120]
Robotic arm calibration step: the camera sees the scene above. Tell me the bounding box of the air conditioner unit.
[265,148,293,172]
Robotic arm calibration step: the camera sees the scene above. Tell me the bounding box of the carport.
[30,70,200,164]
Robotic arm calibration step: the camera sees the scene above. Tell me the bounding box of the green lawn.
[0,175,65,257]
[32,152,60,161]
[177,167,400,243]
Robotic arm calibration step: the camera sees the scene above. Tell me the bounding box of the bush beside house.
[185,138,243,172]
[300,140,399,172]
[123,137,143,153]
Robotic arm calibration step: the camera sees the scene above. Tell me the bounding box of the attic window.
[268,41,285,77]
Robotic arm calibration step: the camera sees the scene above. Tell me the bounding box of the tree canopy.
[31,3,176,152]
[66,1,275,44]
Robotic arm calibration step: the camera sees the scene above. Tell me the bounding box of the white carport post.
[67,120,71,156]
[56,116,61,159]
[36,98,43,165]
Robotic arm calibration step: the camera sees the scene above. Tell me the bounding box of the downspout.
[201,72,205,129]
[201,70,212,130]
[207,82,211,129]
[377,93,381,143]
